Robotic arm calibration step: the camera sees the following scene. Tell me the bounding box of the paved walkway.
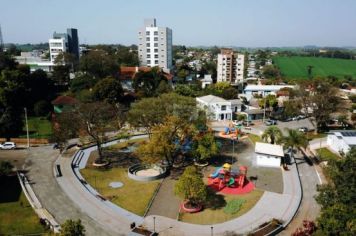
[51,135,302,236]
[146,178,180,219]
[25,146,115,236]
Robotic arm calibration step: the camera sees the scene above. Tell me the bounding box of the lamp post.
[211,226,214,236]
[24,108,30,148]
[153,216,156,233]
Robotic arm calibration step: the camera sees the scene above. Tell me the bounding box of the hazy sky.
[1,0,356,47]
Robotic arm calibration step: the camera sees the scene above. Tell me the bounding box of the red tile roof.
[51,95,78,105]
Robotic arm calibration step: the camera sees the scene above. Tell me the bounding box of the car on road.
[298,127,309,133]
[265,119,277,126]
[0,142,16,150]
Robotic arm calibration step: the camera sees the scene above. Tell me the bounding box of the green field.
[0,176,46,235]
[274,56,356,79]
[20,116,53,138]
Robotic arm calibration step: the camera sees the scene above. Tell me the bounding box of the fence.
[0,138,49,145]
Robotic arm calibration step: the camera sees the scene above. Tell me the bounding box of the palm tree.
[262,126,283,144]
[283,128,308,159]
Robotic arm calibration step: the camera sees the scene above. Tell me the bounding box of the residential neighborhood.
[0,1,355,236]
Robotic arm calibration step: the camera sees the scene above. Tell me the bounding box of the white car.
[0,142,16,150]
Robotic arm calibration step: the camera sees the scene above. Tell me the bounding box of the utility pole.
[263,97,267,122]
[0,24,4,52]
[24,108,30,148]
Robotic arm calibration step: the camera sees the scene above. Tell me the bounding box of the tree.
[292,220,317,236]
[52,65,71,86]
[283,100,302,119]
[262,65,280,79]
[80,50,119,79]
[174,166,207,205]
[54,52,78,71]
[283,128,308,159]
[33,100,51,116]
[258,95,278,110]
[298,79,345,132]
[155,80,172,95]
[69,74,98,93]
[127,93,198,136]
[55,102,125,161]
[337,114,348,128]
[192,132,219,163]
[132,67,167,97]
[92,77,124,104]
[262,126,283,144]
[60,219,85,236]
[315,148,356,235]
[135,116,196,166]
[0,161,13,176]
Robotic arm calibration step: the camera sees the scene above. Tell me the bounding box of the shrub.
[223,199,246,214]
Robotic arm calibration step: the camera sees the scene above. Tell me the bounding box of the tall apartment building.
[49,28,79,63]
[138,19,172,72]
[217,49,245,84]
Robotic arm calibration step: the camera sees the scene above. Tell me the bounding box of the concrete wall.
[256,154,281,167]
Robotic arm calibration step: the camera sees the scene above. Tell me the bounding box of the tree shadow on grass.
[204,188,226,210]
[0,175,21,203]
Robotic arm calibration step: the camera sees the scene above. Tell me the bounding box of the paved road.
[24,146,115,236]
[280,151,325,235]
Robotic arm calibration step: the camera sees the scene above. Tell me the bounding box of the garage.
[255,142,284,168]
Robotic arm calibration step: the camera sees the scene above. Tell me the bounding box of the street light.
[24,108,30,148]
[153,216,156,233]
[211,226,214,236]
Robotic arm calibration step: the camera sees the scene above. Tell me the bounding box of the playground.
[78,122,283,225]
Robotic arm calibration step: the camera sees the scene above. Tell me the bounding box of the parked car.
[265,119,277,126]
[0,142,16,150]
[298,127,309,133]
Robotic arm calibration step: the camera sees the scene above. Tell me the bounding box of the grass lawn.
[316,147,341,162]
[248,134,262,144]
[20,116,53,138]
[179,189,264,225]
[0,176,46,235]
[80,167,160,216]
[274,56,356,79]
[306,132,327,141]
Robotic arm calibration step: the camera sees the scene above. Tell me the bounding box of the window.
[154,54,158,58]
[146,31,150,35]
[154,49,158,53]
[154,31,158,35]
[155,60,159,64]
[221,105,226,111]
[147,60,151,64]
[154,43,158,47]
[154,37,158,41]
[146,43,150,47]
[147,49,151,53]
[147,54,151,58]
[146,37,150,41]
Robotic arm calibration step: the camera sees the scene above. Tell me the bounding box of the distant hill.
[273,56,356,79]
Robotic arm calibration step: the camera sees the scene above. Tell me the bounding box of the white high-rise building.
[49,38,66,63]
[217,49,245,84]
[138,19,172,72]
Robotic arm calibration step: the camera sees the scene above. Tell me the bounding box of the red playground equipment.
[208,163,254,195]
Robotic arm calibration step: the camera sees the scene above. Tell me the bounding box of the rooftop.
[196,95,228,103]
[51,95,78,105]
[255,142,284,157]
[244,84,295,91]
[329,130,356,146]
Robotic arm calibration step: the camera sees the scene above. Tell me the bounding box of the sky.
[1,0,356,47]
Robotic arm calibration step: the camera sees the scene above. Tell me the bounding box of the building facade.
[138,19,172,72]
[217,49,245,84]
[327,130,356,154]
[49,28,79,63]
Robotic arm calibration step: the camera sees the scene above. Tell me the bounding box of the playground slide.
[227,177,235,186]
[210,167,222,178]
[238,176,244,187]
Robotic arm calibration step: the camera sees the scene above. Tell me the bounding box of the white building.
[244,84,295,100]
[327,130,356,154]
[217,49,245,85]
[255,142,284,167]
[200,74,213,89]
[138,18,172,72]
[49,38,66,63]
[196,95,242,121]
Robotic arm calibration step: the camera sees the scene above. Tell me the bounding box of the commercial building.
[49,28,79,63]
[327,130,356,154]
[138,19,172,72]
[196,95,242,121]
[217,49,245,85]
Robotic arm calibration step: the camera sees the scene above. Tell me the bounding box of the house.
[51,95,78,113]
[240,105,265,121]
[196,95,242,121]
[120,66,173,90]
[200,75,213,89]
[327,130,356,154]
[244,85,295,100]
[255,142,284,167]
